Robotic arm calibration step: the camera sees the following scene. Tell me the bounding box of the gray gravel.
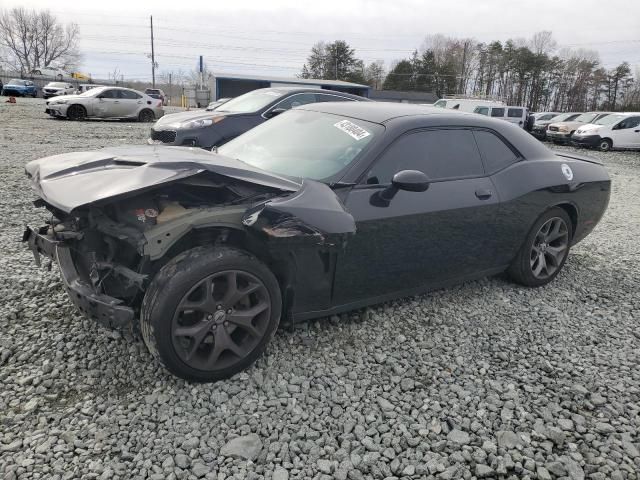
[1,98,639,480]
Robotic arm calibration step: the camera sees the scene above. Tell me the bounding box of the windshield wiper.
[329,181,357,189]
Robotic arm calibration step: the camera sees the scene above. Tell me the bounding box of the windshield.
[146,89,160,94]
[548,113,578,123]
[218,110,383,181]
[574,113,599,123]
[434,100,447,108]
[216,89,286,113]
[48,82,68,88]
[595,114,625,126]
[9,79,26,85]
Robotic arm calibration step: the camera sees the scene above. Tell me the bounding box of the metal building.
[212,72,370,100]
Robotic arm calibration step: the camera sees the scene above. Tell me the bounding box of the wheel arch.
[147,225,295,316]
[554,202,578,238]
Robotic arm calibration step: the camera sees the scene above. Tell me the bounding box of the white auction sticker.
[333,120,371,141]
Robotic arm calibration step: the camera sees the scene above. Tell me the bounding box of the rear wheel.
[138,109,155,122]
[140,247,282,382]
[508,207,572,287]
[598,138,612,152]
[67,104,86,121]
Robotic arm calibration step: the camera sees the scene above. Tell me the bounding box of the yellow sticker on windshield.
[334,120,371,141]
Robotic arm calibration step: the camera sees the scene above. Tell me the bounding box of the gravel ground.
[1,98,639,480]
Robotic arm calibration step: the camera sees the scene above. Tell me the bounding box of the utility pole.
[168,73,172,106]
[150,15,156,88]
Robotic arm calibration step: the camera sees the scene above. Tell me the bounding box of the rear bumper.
[572,135,601,148]
[22,226,135,328]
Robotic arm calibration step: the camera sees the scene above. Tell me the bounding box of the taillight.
[157,101,162,107]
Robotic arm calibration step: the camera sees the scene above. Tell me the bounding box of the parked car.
[45,86,164,122]
[572,112,640,151]
[531,112,581,140]
[149,87,368,149]
[31,65,70,80]
[23,103,610,381]
[42,82,75,99]
[473,105,531,129]
[144,88,167,105]
[206,98,231,111]
[1,78,37,97]
[531,112,560,121]
[77,84,106,94]
[547,112,612,144]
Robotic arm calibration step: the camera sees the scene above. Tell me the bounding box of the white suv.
[42,82,75,99]
[572,113,640,151]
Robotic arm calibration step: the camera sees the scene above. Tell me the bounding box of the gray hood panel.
[25,145,300,213]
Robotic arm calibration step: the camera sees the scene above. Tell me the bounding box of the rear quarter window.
[508,108,523,118]
[473,130,520,173]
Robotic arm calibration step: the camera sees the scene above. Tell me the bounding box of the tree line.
[301,33,640,112]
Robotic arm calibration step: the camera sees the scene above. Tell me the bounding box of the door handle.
[634,129,640,132]
[114,100,120,103]
[475,188,493,200]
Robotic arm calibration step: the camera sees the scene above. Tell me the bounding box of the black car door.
[332,128,501,305]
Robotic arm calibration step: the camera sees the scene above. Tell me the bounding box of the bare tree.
[0,8,79,73]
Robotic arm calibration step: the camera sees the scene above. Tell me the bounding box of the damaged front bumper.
[22,226,135,328]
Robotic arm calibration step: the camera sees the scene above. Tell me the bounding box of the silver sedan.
[45,87,164,122]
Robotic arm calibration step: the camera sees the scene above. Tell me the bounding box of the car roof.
[253,86,367,100]
[297,101,477,123]
[297,101,553,160]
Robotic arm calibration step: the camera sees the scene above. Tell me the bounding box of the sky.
[3,0,640,82]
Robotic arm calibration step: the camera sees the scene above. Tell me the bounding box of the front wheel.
[598,138,612,152]
[508,207,573,287]
[66,104,86,121]
[140,247,282,382]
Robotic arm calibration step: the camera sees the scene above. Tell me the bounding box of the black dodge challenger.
[23,103,610,381]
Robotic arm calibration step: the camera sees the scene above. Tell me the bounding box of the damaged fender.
[242,180,356,243]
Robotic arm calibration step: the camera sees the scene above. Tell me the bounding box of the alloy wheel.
[529,217,569,280]
[170,270,271,371]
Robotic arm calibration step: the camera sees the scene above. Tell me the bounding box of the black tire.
[67,104,86,121]
[598,138,612,152]
[140,247,282,382]
[507,207,573,287]
[138,109,155,122]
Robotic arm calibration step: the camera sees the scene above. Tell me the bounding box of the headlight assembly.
[182,116,225,129]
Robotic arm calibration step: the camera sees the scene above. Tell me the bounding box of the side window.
[508,108,523,118]
[100,90,118,99]
[315,94,353,103]
[366,129,484,184]
[275,93,318,110]
[490,108,505,118]
[475,107,489,116]
[118,90,142,99]
[618,117,640,129]
[473,130,519,173]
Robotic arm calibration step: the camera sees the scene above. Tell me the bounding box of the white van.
[433,98,504,113]
[473,105,530,129]
[572,112,640,151]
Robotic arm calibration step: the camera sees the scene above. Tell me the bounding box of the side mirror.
[392,169,430,192]
[266,107,286,118]
[379,170,430,202]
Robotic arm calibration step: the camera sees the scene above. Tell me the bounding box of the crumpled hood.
[154,110,227,128]
[25,145,301,213]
